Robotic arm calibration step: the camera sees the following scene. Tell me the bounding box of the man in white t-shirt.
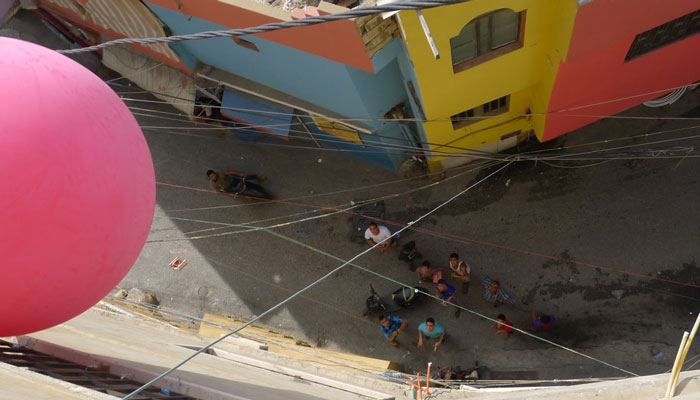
[364,222,395,253]
[449,253,471,294]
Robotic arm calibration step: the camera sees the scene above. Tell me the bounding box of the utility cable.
[106,297,627,387]
[124,95,700,160]
[142,125,700,162]
[150,160,498,240]
[554,84,697,113]
[128,106,509,160]
[146,189,640,380]
[116,84,700,125]
[164,160,479,213]
[131,103,700,164]
[104,297,389,382]
[163,161,495,237]
[60,0,467,56]
[169,161,492,237]
[120,93,700,160]
[142,126,505,160]
[152,172,700,291]
[121,161,511,399]
[514,125,700,157]
[104,62,165,83]
[161,213,639,377]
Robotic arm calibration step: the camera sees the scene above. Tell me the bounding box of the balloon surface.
[0,38,155,336]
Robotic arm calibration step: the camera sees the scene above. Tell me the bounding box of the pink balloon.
[0,38,155,336]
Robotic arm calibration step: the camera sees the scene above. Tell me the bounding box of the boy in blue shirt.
[436,279,460,318]
[379,315,407,346]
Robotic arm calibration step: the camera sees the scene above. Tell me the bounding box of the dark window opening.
[450,95,510,130]
[625,9,700,61]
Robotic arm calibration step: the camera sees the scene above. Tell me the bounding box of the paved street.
[122,84,700,381]
[6,9,700,383]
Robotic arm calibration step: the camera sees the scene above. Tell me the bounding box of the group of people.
[365,222,555,349]
[379,315,446,350]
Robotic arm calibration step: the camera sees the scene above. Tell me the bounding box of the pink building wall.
[543,0,700,141]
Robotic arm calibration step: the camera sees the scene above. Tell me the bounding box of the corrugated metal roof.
[43,0,180,63]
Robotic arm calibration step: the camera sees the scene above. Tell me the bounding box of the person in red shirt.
[491,314,514,338]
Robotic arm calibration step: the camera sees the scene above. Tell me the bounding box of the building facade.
[28,0,700,171]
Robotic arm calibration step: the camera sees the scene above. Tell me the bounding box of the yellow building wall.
[397,0,578,168]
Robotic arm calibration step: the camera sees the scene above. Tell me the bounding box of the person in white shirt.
[448,253,471,294]
[364,222,395,254]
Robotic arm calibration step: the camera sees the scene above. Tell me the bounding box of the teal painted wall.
[145,2,421,170]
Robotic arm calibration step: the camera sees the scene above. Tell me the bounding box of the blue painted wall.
[147,3,406,127]
[145,2,422,170]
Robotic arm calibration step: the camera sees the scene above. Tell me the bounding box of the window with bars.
[625,9,700,61]
[450,9,525,73]
[450,95,509,130]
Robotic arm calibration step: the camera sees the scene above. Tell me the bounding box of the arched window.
[450,9,524,72]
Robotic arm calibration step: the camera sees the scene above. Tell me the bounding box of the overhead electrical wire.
[112,82,700,163]
[122,161,513,399]
[163,160,479,213]
[109,297,632,387]
[149,160,500,240]
[144,190,641,381]
[48,1,695,393]
[105,296,386,379]
[129,101,700,161]
[554,84,698,113]
[118,93,700,125]
[152,167,700,291]
[141,122,699,162]
[115,87,700,161]
[60,0,470,56]
[129,101,700,166]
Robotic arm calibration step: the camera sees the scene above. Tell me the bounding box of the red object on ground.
[0,38,155,336]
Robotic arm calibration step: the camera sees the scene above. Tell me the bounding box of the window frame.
[451,10,527,73]
[450,95,510,130]
[625,9,700,62]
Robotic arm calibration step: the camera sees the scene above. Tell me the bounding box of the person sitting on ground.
[529,305,556,332]
[481,275,515,307]
[364,222,395,254]
[417,261,432,283]
[378,314,407,347]
[437,365,456,380]
[398,240,421,269]
[418,317,446,352]
[207,169,266,195]
[417,261,442,284]
[435,279,460,318]
[448,253,471,295]
[491,314,514,338]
